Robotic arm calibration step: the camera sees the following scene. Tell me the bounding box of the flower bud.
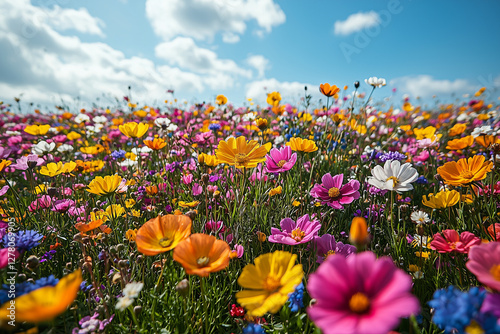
[185,210,197,220]
[176,278,190,297]
[26,255,39,269]
[349,217,369,247]
[354,81,360,89]
[134,305,142,315]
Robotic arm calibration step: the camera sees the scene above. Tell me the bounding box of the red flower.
[430,229,481,254]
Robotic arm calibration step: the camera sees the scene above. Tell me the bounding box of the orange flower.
[266,92,281,107]
[319,83,340,98]
[437,155,493,186]
[0,160,12,173]
[75,219,112,236]
[475,135,500,148]
[448,123,467,137]
[173,233,230,277]
[286,137,318,152]
[446,136,473,150]
[136,215,192,256]
[350,217,369,246]
[145,185,158,196]
[144,138,167,150]
[215,94,228,106]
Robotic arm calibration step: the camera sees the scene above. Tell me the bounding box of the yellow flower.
[198,153,219,167]
[80,145,106,155]
[415,251,430,259]
[446,135,474,150]
[0,160,12,173]
[144,138,167,150]
[292,200,301,207]
[475,135,500,148]
[66,131,81,140]
[126,229,138,241]
[413,126,437,140]
[87,175,123,196]
[125,198,136,208]
[39,162,64,177]
[0,270,82,324]
[286,137,318,153]
[403,102,414,112]
[215,136,271,169]
[256,231,267,242]
[236,251,303,316]
[61,161,77,174]
[266,91,281,107]
[24,124,50,136]
[215,94,228,106]
[448,123,467,137]
[269,186,282,197]
[119,122,149,138]
[437,155,493,186]
[422,190,460,209]
[178,201,200,208]
[103,204,125,220]
[34,184,47,194]
[255,118,268,130]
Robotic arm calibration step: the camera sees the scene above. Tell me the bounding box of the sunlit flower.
[0,160,12,173]
[410,211,430,224]
[466,242,500,291]
[310,173,360,209]
[215,94,228,106]
[448,123,467,137]
[365,77,386,88]
[349,217,369,246]
[422,189,460,209]
[307,252,419,334]
[136,215,192,256]
[236,251,303,316]
[143,137,167,150]
[32,141,56,155]
[319,83,340,98]
[178,200,200,208]
[119,122,149,138]
[446,135,474,150]
[286,137,318,153]
[215,136,271,169]
[198,153,219,167]
[430,229,481,254]
[475,134,500,148]
[266,91,281,107]
[173,233,230,277]
[437,155,493,186]
[367,160,418,193]
[269,214,321,245]
[24,124,50,136]
[265,146,297,173]
[269,186,282,197]
[86,175,123,196]
[413,126,438,140]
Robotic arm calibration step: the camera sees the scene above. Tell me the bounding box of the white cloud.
[334,11,380,36]
[47,6,105,37]
[145,0,285,43]
[246,55,269,78]
[390,75,476,98]
[246,78,319,104]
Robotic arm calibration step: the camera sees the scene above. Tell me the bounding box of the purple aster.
[312,234,356,263]
[2,230,43,251]
[11,154,45,170]
[265,146,297,173]
[269,214,321,245]
[310,173,360,209]
[378,151,407,163]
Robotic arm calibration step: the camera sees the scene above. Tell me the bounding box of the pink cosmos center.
[349,292,371,314]
[277,160,286,168]
[323,250,335,260]
[290,228,305,242]
[491,264,500,281]
[328,187,340,198]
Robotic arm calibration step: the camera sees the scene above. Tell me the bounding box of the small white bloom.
[365,77,387,88]
[48,127,59,134]
[120,159,138,167]
[242,113,256,122]
[32,141,56,155]
[471,125,494,138]
[132,146,152,154]
[115,296,134,311]
[86,124,103,134]
[274,135,284,145]
[5,131,21,136]
[368,160,419,193]
[93,116,108,124]
[410,211,430,224]
[154,117,171,128]
[123,281,144,298]
[166,123,178,132]
[74,114,91,124]
[57,144,74,153]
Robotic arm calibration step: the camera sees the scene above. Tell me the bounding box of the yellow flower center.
[324,249,335,260]
[349,292,370,314]
[465,320,485,334]
[234,153,247,164]
[277,160,286,168]
[263,276,281,292]
[328,187,340,198]
[290,227,305,242]
[460,170,475,180]
[159,237,173,248]
[196,257,210,267]
[491,264,500,281]
[386,176,399,187]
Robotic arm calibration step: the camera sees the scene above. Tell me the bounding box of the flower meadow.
[0,81,499,334]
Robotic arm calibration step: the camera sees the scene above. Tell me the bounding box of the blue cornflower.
[2,230,43,251]
[416,176,428,184]
[378,151,407,162]
[110,149,126,160]
[208,123,221,131]
[0,275,59,304]
[243,323,265,334]
[287,282,304,312]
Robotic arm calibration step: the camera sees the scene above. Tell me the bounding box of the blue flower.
[0,275,59,304]
[2,230,43,251]
[287,282,304,312]
[416,176,428,184]
[378,151,407,162]
[110,149,126,160]
[243,323,265,334]
[208,123,221,131]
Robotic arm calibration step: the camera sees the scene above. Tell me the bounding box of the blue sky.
[1,0,500,109]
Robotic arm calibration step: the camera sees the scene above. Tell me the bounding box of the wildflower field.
[0,80,499,334]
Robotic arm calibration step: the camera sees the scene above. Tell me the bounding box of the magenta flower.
[0,248,19,269]
[51,199,75,213]
[11,154,44,170]
[430,229,481,254]
[268,214,321,245]
[313,234,356,263]
[307,252,420,334]
[265,146,297,173]
[466,242,500,291]
[310,173,360,209]
[29,195,53,212]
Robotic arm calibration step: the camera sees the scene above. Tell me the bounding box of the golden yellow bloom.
[125,198,136,208]
[0,270,82,324]
[350,217,369,245]
[86,174,123,196]
[475,135,500,148]
[266,91,281,107]
[215,94,228,106]
[215,136,271,169]
[119,122,149,138]
[319,83,340,98]
[133,109,147,118]
[422,189,460,209]
[144,138,167,150]
[286,137,318,153]
[414,126,437,140]
[437,155,493,186]
[255,118,268,130]
[61,161,77,174]
[34,184,47,194]
[126,229,138,241]
[24,124,50,136]
[39,162,64,177]
[75,160,104,173]
[236,251,303,316]
[198,153,219,167]
[475,87,486,97]
[448,123,467,137]
[415,251,430,259]
[446,135,474,150]
[178,201,200,208]
[0,160,12,173]
[136,215,192,256]
[256,231,267,242]
[80,145,106,155]
[66,131,81,140]
[103,204,125,220]
[269,186,282,197]
[292,200,301,207]
[403,102,414,112]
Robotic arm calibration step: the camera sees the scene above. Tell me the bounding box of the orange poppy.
[144,138,167,150]
[437,155,493,187]
[136,215,192,256]
[319,83,340,98]
[173,233,230,277]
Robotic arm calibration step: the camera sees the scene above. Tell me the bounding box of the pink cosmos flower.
[265,146,297,173]
[29,195,53,212]
[313,234,356,263]
[310,173,360,209]
[231,244,244,258]
[11,154,44,170]
[181,174,193,185]
[466,242,500,291]
[307,252,420,334]
[268,214,321,245]
[192,183,203,196]
[0,186,9,196]
[430,229,481,254]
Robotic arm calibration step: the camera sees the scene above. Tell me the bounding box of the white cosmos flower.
[57,144,74,153]
[410,211,430,224]
[365,77,386,88]
[115,296,134,311]
[32,141,56,155]
[471,125,494,138]
[93,116,107,124]
[368,160,418,193]
[154,117,171,128]
[5,131,21,136]
[123,281,144,298]
[74,114,90,124]
[132,146,152,154]
[166,123,178,132]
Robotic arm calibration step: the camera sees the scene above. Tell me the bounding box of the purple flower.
[269,214,321,245]
[11,154,44,170]
[310,173,360,209]
[378,151,407,162]
[51,199,75,213]
[72,312,114,334]
[265,146,297,173]
[312,234,356,263]
[0,148,11,159]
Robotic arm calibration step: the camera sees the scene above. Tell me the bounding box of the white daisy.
[367,160,419,193]
[115,296,133,311]
[410,211,430,224]
[365,77,386,88]
[123,281,144,299]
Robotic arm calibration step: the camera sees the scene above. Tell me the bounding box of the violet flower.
[312,234,356,263]
[11,154,44,170]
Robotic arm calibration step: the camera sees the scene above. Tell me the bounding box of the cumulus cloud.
[246,55,269,78]
[390,75,476,98]
[334,11,380,36]
[245,78,320,104]
[47,6,105,37]
[145,0,285,42]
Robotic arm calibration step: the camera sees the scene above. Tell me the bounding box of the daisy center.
[349,292,371,314]
[234,153,248,164]
[490,264,500,281]
[290,227,305,242]
[277,160,287,168]
[328,187,340,198]
[460,170,475,179]
[159,237,173,248]
[386,176,399,187]
[263,276,281,292]
[196,256,210,267]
